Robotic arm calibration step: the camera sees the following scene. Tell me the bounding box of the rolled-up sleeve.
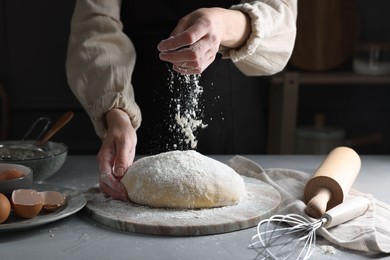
[66,0,141,139]
[221,0,297,76]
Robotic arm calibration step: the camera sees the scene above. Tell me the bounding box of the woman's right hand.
[97,108,137,201]
[157,7,250,74]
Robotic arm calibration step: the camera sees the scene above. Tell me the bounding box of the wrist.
[105,108,131,127]
[220,9,251,49]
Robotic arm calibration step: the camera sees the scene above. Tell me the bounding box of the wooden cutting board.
[289,0,360,71]
[84,176,281,236]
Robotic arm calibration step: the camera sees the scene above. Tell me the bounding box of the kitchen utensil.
[35,111,73,147]
[249,196,370,260]
[0,141,68,182]
[0,163,33,197]
[21,117,51,142]
[0,183,86,231]
[1,117,53,159]
[304,146,361,218]
[0,144,48,161]
[353,42,390,76]
[0,111,73,161]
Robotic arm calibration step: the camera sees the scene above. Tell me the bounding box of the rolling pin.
[304,146,361,218]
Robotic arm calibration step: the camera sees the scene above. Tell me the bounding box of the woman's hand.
[97,108,137,201]
[157,7,250,75]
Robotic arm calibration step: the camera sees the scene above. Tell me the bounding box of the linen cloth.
[226,155,390,254]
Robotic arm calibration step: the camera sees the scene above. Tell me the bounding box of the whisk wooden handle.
[323,196,370,228]
[304,147,361,218]
[35,111,74,147]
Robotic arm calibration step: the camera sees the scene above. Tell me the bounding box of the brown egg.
[0,193,11,223]
[39,191,66,212]
[0,168,25,181]
[11,189,43,219]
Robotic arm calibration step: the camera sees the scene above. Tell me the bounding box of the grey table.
[1,155,389,260]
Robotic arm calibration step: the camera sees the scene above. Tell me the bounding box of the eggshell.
[39,191,66,212]
[0,193,11,223]
[0,168,25,181]
[11,189,43,219]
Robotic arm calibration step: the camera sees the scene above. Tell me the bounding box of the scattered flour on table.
[167,69,207,150]
[318,245,339,255]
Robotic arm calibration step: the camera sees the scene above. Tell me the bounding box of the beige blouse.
[65,0,297,139]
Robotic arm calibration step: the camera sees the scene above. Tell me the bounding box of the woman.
[66,0,297,200]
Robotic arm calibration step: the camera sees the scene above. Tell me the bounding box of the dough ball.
[120,150,246,209]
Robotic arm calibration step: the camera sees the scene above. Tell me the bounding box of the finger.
[100,181,129,201]
[172,65,202,75]
[170,15,192,37]
[112,144,127,178]
[100,171,125,192]
[100,172,129,201]
[97,140,116,175]
[113,142,134,178]
[158,23,207,52]
[172,61,200,70]
[159,47,197,63]
[113,130,136,178]
[172,54,214,74]
[158,34,193,52]
[171,45,216,74]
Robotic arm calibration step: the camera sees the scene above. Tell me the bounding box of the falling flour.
[166,69,207,150]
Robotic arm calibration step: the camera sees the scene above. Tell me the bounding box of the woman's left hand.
[97,108,137,201]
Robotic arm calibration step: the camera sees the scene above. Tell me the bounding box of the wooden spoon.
[35,111,74,147]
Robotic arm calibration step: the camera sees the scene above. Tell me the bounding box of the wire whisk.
[21,117,51,142]
[249,214,320,260]
[248,196,370,260]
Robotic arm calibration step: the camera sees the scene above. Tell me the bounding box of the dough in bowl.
[120,150,246,209]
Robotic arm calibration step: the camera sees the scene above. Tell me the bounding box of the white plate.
[0,183,86,231]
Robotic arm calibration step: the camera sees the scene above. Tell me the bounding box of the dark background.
[0,0,389,155]
[0,0,100,154]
